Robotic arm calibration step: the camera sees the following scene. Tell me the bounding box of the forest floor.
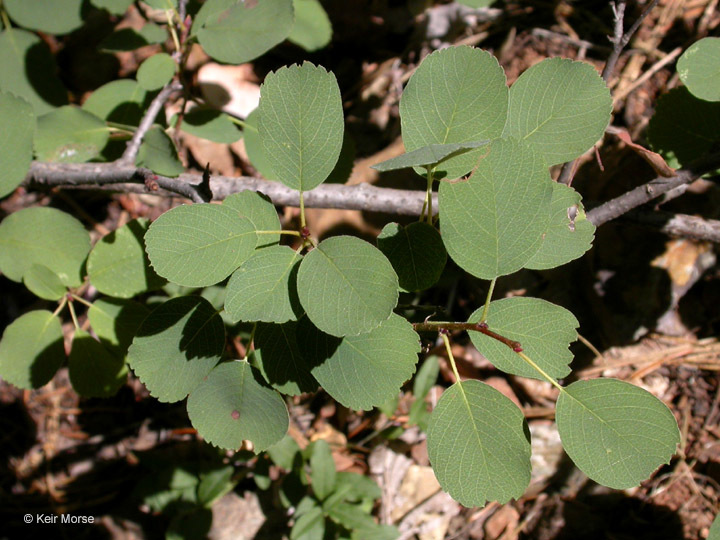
[2,1,720,539]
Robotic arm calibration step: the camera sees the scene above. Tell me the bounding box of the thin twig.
[612,45,682,104]
[586,150,720,227]
[622,209,720,242]
[118,81,183,165]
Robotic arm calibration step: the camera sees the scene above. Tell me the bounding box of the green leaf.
[0,92,34,199]
[334,472,382,502]
[91,0,134,15]
[291,505,325,540]
[0,29,68,115]
[351,524,399,540]
[242,108,276,180]
[178,108,242,144]
[99,24,167,51]
[399,46,508,179]
[145,203,257,287]
[253,321,319,396]
[377,222,446,292]
[87,298,149,357]
[647,87,720,170]
[222,191,281,248]
[438,138,553,279]
[524,183,595,270]
[197,465,236,507]
[310,439,337,500]
[556,379,680,489]
[409,355,439,428]
[69,330,127,398]
[23,264,66,300]
[0,206,90,286]
[296,236,398,337]
[326,502,376,531]
[4,0,84,35]
[677,37,720,102]
[267,434,301,470]
[325,129,356,185]
[709,514,720,540]
[127,296,224,402]
[143,0,177,8]
[0,310,64,389]
[82,79,148,125]
[371,141,490,172]
[136,53,176,91]
[468,297,578,381]
[258,62,344,192]
[135,126,184,177]
[186,360,289,451]
[288,0,332,52]
[427,380,531,507]
[88,218,165,298]
[35,106,109,163]
[503,57,612,166]
[196,0,294,64]
[299,314,420,410]
[225,246,303,323]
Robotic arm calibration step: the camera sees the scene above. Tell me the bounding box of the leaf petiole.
[516,350,564,392]
[440,331,462,383]
[479,278,496,323]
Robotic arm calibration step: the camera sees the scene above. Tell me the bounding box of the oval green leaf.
[88,218,165,298]
[400,45,508,179]
[196,0,294,64]
[137,53,176,91]
[226,246,303,323]
[296,236,399,337]
[0,310,64,389]
[135,126,184,177]
[82,79,149,125]
[677,37,720,102]
[309,439,336,500]
[178,108,242,144]
[145,203,257,287]
[438,138,553,279]
[5,0,84,35]
[87,297,149,357]
[468,297,578,381]
[524,183,595,270]
[258,62,344,192]
[288,0,332,52]
[556,379,680,489]
[0,92,34,199]
[647,87,720,170]
[69,330,127,398]
[377,221,447,292]
[222,191,281,248]
[35,106,109,163]
[23,264,66,300]
[253,321,318,396]
[427,380,531,507]
[503,57,612,166]
[298,314,420,410]
[0,29,68,115]
[127,296,224,402]
[0,206,90,286]
[187,360,289,451]
[242,107,276,180]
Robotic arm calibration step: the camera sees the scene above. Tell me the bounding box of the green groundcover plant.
[3,0,719,520]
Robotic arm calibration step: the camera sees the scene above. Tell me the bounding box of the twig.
[622,209,720,243]
[586,150,720,227]
[118,81,183,165]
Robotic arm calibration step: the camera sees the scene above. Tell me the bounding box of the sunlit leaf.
[296,236,398,337]
[137,53,176,91]
[222,191,281,248]
[556,379,680,489]
[135,126,184,177]
[145,203,257,287]
[4,0,84,35]
[503,57,612,166]
[23,264,66,300]
[677,37,720,102]
[288,0,332,52]
[259,62,344,191]
[34,106,109,163]
[427,380,531,507]
[400,45,508,179]
[439,138,553,279]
